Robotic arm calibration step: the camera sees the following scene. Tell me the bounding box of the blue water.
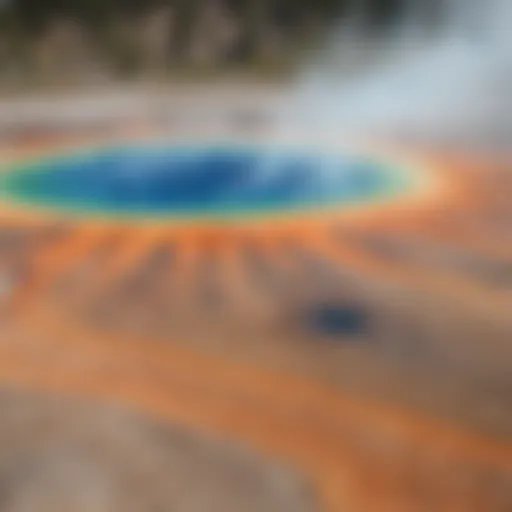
[1,145,405,218]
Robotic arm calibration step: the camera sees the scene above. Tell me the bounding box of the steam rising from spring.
[273,0,512,151]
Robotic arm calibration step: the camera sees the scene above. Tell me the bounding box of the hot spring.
[0,144,411,220]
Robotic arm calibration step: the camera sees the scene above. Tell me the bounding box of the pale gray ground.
[0,389,315,512]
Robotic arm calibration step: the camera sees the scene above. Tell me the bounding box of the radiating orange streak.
[150,235,176,296]
[171,237,202,308]
[219,240,274,318]
[254,233,297,271]
[360,209,512,259]
[12,226,109,312]
[307,230,511,320]
[346,156,512,258]
[82,229,167,293]
[352,222,512,261]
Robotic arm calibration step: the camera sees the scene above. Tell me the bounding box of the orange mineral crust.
[0,134,510,512]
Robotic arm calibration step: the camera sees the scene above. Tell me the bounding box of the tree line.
[0,0,406,77]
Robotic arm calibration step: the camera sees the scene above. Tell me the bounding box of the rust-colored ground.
[0,129,510,511]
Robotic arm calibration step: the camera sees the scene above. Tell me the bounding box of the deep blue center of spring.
[2,145,403,218]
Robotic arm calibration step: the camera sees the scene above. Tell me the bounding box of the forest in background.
[0,0,416,83]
